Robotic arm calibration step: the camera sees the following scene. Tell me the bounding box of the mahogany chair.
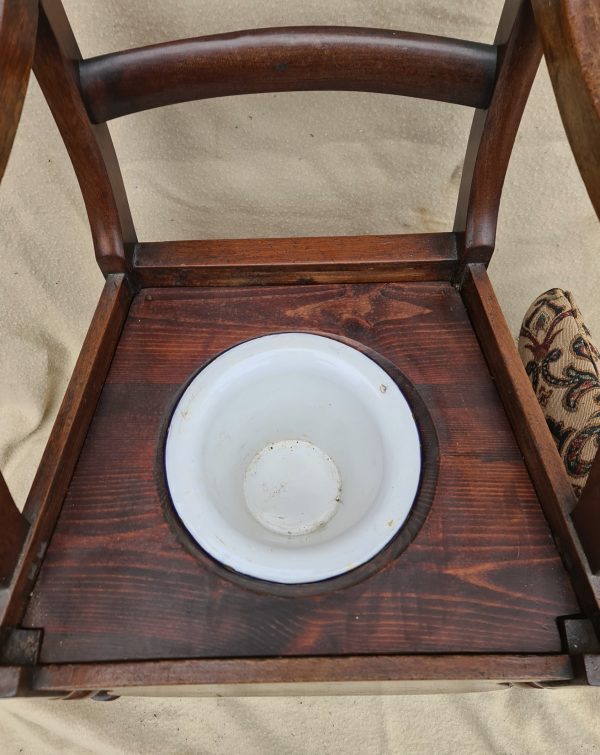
[1,0,599,698]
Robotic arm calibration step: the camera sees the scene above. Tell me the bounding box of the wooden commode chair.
[1,0,599,698]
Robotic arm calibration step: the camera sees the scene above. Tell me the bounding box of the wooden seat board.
[23,281,579,663]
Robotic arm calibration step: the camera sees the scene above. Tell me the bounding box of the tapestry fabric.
[519,288,600,496]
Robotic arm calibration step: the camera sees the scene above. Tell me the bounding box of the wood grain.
[461,264,600,618]
[33,0,136,275]
[0,0,37,180]
[23,282,579,663]
[454,0,542,274]
[134,233,458,287]
[1,0,592,692]
[532,0,600,219]
[572,451,600,575]
[79,27,497,123]
[0,275,132,626]
[31,654,575,695]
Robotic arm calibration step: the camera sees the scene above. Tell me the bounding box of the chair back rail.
[79,27,497,123]
[454,0,542,275]
[133,232,458,287]
[33,0,136,275]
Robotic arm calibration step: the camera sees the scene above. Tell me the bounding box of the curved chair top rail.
[79,27,498,123]
[0,0,38,180]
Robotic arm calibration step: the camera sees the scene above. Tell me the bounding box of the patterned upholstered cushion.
[518,288,600,497]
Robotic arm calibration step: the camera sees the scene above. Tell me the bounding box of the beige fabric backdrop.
[1,0,600,752]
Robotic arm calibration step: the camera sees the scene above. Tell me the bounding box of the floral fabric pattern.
[518,288,600,497]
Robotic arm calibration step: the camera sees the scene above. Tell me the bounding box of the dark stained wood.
[23,282,579,663]
[461,264,600,618]
[134,233,458,287]
[31,654,575,695]
[0,473,28,587]
[0,275,133,626]
[532,0,600,219]
[0,0,37,180]
[33,0,137,276]
[2,0,596,696]
[454,0,542,275]
[572,452,600,575]
[79,27,497,123]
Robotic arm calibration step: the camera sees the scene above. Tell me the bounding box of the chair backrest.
[11,0,541,280]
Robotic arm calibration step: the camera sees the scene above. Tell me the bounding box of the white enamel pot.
[164,333,421,584]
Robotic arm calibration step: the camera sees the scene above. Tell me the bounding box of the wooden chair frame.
[1,0,599,698]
